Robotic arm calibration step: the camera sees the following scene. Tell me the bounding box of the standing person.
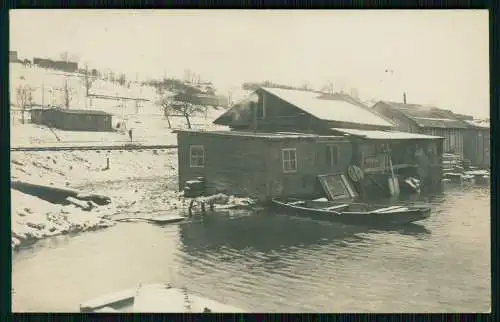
[128,128,133,142]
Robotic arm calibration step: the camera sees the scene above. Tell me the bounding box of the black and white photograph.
[9,9,490,313]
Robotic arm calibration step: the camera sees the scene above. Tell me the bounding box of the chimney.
[403,92,407,104]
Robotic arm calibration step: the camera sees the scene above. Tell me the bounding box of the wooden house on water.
[371,100,471,159]
[463,120,490,168]
[176,87,444,202]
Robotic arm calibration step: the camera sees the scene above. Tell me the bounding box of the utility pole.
[84,64,89,109]
[41,82,45,108]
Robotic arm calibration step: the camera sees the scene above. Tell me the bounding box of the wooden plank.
[378,207,409,213]
[94,307,120,313]
[132,285,189,313]
[323,204,349,211]
[66,196,93,211]
[80,288,136,310]
[371,206,404,213]
[149,215,184,224]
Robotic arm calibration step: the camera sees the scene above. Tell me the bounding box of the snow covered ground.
[10,62,229,147]
[11,149,256,250]
[10,63,154,109]
[11,149,178,186]
[9,63,246,251]
[11,113,228,147]
[11,188,116,250]
[10,149,178,250]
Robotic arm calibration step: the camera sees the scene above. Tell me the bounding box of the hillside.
[10,63,229,147]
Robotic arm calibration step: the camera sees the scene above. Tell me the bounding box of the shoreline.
[10,148,180,251]
[11,149,257,251]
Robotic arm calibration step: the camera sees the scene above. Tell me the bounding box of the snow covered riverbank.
[11,149,179,186]
[10,149,179,250]
[11,188,116,250]
[11,149,257,250]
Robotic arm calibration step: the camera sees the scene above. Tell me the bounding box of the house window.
[190,145,205,168]
[282,148,297,173]
[325,145,339,167]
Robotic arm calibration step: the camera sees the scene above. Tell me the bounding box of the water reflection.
[178,209,430,256]
[12,185,489,313]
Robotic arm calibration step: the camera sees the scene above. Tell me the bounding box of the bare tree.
[79,64,95,97]
[117,73,127,86]
[16,84,34,124]
[155,93,174,128]
[62,78,76,109]
[171,101,204,129]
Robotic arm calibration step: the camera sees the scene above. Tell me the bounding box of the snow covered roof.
[331,128,444,140]
[464,119,490,129]
[56,108,112,116]
[174,129,346,141]
[261,87,394,127]
[378,101,471,129]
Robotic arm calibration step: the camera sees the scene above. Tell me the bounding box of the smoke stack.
[403,92,407,104]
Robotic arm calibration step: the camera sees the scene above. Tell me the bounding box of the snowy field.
[10,63,154,108]
[11,112,228,147]
[10,62,229,147]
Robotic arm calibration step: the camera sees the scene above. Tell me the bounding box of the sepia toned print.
[10,9,489,313]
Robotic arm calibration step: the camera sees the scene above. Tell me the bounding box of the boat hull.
[271,199,431,226]
[80,284,246,313]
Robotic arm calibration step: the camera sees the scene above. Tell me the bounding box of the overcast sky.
[10,9,489,118]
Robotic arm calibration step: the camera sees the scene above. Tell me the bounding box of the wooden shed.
[371,101,471,158]
[463,120,490,168]
[30,108,112,132]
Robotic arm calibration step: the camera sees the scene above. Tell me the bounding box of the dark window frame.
[282,148,297,173]
[189,145,205,168]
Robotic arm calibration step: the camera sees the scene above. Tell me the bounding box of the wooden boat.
[148,214,185,224]
[271,198,431,226]
[80,283,246,313]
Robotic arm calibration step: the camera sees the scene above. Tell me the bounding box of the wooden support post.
[201,202,206,213]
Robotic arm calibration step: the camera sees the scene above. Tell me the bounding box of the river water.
[12,184,490,313]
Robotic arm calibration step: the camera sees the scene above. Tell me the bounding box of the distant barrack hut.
[30,107,113,132]
[371,101,471,159]
[176,87,445,202]
[463,120,490,168]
